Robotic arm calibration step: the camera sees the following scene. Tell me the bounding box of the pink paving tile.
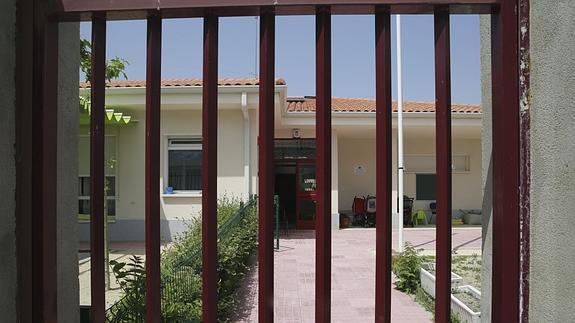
[231,227,483,322]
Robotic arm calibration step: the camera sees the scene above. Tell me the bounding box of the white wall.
[338,136,482,219]
[403,138,483,212]
[79,108,251,223]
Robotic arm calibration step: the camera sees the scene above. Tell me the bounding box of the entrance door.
[296,163,317,229]
[274,166,297,229]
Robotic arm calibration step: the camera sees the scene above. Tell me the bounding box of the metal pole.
[491,0,521,320]
[375,6,393,322]
[434,7,452,322]
[202,13,219,322]
[396,14,404,253]
[258,7,276,323]
[315,6,332,322]
[90,12,106,323]
[145,13,162,323]
[275,195,280,250]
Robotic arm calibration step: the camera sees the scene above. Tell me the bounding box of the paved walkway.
[232,227,481,322]
[78,242,146,307]
[78,227,481,321]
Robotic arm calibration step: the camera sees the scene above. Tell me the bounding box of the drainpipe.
[241,92,252,199]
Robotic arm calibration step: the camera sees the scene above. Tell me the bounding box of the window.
[274,139,316,160]
[416,174,436,200]
[167,138,202,191]
[78,176,117,218]
[404,154,470,173]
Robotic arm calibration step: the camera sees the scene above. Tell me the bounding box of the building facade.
[77,79,483,241]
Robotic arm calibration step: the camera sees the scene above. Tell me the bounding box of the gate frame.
[16,1,528,322]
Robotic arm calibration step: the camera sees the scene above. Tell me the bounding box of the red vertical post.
[32,15,59,323]
[145,13,162,323]
[90,12,106,323]
[258,7,276,323]
[315,6,332,323]
[202,14,219,323]
[374,6,392,323]
[434,7,452,323]
[491,1,520,321]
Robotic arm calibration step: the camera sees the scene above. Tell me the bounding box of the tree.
[80,38,129,83]
[80,38,129,290]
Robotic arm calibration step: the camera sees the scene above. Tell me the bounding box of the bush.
[106,196,258,322]
[392,242,423,294]
[393,245,463,323]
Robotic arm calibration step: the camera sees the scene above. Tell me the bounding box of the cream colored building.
[78,79,482,241]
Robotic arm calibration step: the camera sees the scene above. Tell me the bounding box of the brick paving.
[232,227,481,322]
[78,227,481,321]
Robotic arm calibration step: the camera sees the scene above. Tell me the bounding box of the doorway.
[274,162,317,230]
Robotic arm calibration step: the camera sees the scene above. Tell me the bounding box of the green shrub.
[392,242,423,294]
[106,196,258,322]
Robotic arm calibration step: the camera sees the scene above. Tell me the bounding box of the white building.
[78,78,482,241]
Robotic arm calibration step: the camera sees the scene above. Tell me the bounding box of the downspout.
[241,92,252,199]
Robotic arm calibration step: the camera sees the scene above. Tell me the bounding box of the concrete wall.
[0,7,79,321]
[528,1,575,321]
[481,2,575,321]
[0,0,17,320]
[479,15,493,323]
[57,22,80,323]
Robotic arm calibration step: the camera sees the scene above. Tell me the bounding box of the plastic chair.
[411,210,429,226]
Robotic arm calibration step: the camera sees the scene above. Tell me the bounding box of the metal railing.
[104,197,257,322]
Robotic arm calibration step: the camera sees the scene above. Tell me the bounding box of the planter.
[462,211,482,225]
[451,285,481,323]
[420,263,463,297]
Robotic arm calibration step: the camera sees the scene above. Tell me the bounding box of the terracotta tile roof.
[286,96,481,114]
[79,78,287,89]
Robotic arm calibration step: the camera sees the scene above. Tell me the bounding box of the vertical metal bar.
[518,0,531,320]
[315,6,332,323]
[145,13,162,323]
[491,0,520,321]
[202,13,219,323]
[374,6,392,323]
[32,16,59,323]
[16,0,35,321]
[434,7,452,323]
[258,8,275,323]
[90,12,106,323]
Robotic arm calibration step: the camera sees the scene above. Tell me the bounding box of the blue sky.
[80,14,480,104]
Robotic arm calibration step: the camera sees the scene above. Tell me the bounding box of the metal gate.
[20,1,527,322]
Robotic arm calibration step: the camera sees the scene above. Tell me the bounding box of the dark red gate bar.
[258,7,276,323]
[374,6,393,323]
[90,12,107,323]
[491,0,520,321]
[315,6,332,323]
[52,0,499,19]
[202,13,219,323]
[145,12,162,323]
[32,16,59,323]
[433,7,452,323]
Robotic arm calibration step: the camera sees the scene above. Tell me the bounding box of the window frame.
[78,175,118,221]
[404,154,470,174]
[165,136,203,195]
